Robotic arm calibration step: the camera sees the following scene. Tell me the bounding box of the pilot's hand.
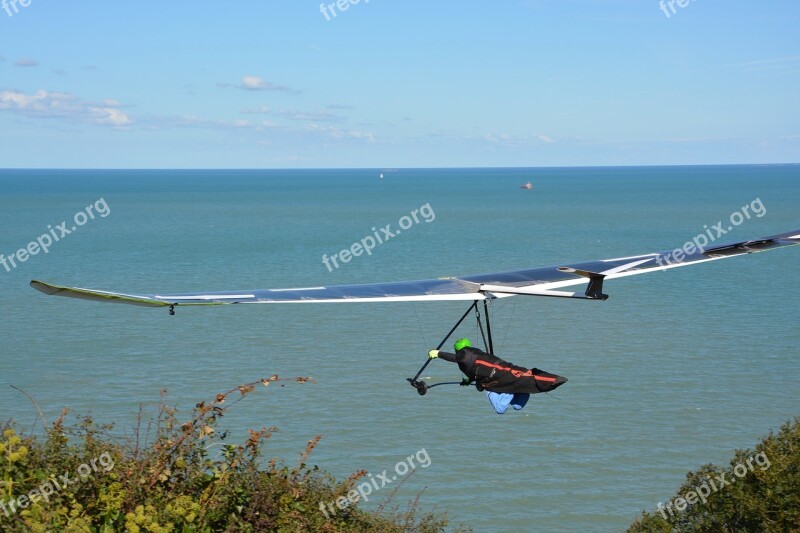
[460,378,471,386]
[428,349,440,359]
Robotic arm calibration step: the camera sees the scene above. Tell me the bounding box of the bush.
[1,377,467,532]
[628,417,800,533]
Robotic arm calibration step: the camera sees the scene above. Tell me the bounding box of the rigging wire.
[498,296,518,354]
[410,301,429,351]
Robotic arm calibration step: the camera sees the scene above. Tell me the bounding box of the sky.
[0,0,798,168]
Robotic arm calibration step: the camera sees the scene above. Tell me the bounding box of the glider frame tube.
[407,299,496,395]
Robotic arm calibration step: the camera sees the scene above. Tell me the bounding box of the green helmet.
[454,338,471,351]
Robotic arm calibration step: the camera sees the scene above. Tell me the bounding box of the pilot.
[428,338,567,414]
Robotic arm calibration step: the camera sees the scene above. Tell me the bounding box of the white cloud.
[219,75,300,94]
[309,123,374,142]
[14,57,39,67]
[242,76,268,89]
[722,56,800,76]
[484,132,557,145]
[0,89,132,127]
[91,107,131,126]
[170,114,275,131]
[485,133,511,143]
[240,105,271,115]
[277,109,343,122]
[9,94,367,144]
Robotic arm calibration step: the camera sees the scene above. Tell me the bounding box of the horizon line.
[1,162,799,172]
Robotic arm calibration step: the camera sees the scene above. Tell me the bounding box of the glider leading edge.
[30,229,800,396]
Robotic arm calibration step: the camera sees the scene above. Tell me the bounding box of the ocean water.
[1,166,798,532]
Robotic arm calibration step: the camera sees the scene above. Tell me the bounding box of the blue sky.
[0,0,798,168]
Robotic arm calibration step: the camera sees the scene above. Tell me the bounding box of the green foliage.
[2,377,467,532]
[628,417,800,533]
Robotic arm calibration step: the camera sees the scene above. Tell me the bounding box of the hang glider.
[30,229,800,311]
[30,228,799,396]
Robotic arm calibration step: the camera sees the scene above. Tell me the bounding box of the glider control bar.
[407,301,478,395]
[407,300,495,396]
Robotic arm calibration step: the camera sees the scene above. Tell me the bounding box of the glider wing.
[30,229,800,308]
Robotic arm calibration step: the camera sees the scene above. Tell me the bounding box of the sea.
[1,165,798,532]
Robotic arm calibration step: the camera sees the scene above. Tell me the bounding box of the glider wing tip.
[30,280,58,295]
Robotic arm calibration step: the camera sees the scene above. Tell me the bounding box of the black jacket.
[438,346,567,394]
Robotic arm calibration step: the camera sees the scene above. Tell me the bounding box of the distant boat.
[379,173,384,179]
[521,182,533,189]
